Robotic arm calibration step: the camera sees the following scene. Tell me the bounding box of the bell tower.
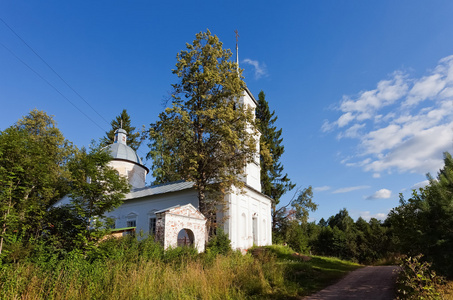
[239,88,261,192]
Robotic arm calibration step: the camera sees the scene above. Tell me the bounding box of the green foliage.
[396,254,444,299]
[148,30,257,232]
[306,208,392,264]
[273,186,318,246]
[284,221,309,253]
[255,91,295,219]
[206,228,232,256]
[67,143,130,251]
[0,110,75,257]
[41,206,86,255]
[163,245,198,264]
[100,109,144,151]
[387,152,453,277]
[291,186,318,224]
[90,234,164,262]
[0,238,362,299]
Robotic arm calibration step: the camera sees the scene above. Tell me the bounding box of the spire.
[235,29,239,74]
[114,128,127,145]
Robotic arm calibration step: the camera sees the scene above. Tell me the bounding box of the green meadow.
[0,238,360,300]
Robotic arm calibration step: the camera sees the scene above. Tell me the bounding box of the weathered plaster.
[155,204,207,253]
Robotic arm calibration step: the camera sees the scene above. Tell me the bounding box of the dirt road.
[304,265,399,300]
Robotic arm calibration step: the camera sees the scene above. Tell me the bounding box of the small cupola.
[114,128,128,145]
[106,128,149,189]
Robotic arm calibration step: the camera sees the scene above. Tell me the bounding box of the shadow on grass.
[260,245,362,298]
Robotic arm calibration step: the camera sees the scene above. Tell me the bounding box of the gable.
[155,203,206,220]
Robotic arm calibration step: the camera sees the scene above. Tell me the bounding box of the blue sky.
[2,1,453,222]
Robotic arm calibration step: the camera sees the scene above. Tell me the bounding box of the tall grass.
[0,239,361,299]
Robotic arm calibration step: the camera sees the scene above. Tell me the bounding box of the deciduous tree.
[67,143,130,251]
[148,30,257,233]
[0,110,74,256]
[273,186,317,244]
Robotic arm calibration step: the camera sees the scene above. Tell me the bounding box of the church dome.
[106,128,143,165]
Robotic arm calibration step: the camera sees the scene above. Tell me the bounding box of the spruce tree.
[101,109,142,151]
[255,91,295,230]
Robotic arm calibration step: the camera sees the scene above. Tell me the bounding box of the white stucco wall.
[221,185,273,250]
[107,189,199,236]
[238,90,262,192]
[108,160,147,189]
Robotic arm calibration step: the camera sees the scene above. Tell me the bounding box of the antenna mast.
[235,29,239,73]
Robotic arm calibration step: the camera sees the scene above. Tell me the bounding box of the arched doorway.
[154,204,207,252]
[177,228,195,247]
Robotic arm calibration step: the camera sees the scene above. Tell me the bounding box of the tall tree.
[387,152,453,276]
[148,30,257,232]
[101,109,143,151]
[67,143,130,251]
[0,110,75,255]
[255,91,295,230]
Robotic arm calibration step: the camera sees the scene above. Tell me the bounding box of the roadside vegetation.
[0,236,360,299]
[2,30,453,299]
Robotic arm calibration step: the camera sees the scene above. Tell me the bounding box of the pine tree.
[101,109,142,151]
[255,91,295,230]
[148,30,257,233]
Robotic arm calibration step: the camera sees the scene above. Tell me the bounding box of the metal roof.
[125,180,195,200]
[107,142,143,164]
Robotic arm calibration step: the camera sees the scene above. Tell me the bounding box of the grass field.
[0,241,361,299]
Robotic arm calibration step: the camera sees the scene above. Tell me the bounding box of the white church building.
[57,89,273,252]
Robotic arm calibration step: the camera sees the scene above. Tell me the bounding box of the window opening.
[149,217,156,236]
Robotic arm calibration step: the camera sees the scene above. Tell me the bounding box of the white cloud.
[242,58,267,79]
[314,186,331,192]
[337,72,408,123]
[321,120,334,132]
[411,180,430,190]
[337,112,354,128]
[324,54,453,175]
[405,55,453,106]
[339,123,365,139]
[355,211,388,221]
[332,185,370,194]
[363,123,453,174]
[366,188,392,200]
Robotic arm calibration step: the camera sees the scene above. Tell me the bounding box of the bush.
[163,245,198,264]
[206,228,232,256]
[396,254,444,299]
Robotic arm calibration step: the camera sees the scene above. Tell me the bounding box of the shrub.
[206,228,232,256]
[163,245,198,264]
[396,254,444,299]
